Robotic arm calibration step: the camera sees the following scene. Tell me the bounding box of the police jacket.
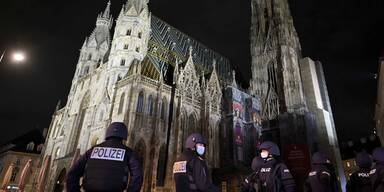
[257,158,296,192]
[305,164,335,192]
[346,168,372,192]
[66,139,143,192]
[173,149,219,192]
[371,162,384,192]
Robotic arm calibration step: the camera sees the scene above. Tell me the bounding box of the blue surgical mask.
[196,146,205,156]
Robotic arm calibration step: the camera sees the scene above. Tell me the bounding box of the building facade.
[41,1,232,191]
[249,0,345,190]
[0,130,44,192]
[375,56,384,145]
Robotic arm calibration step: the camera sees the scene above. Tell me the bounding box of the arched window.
[87,54,92,60]
[126,29,132,36]
[10,166,19,182]
[160,98,167,120]
[147,95,154,116]
[84,66,89,75]
[55,148,61,159]
[136,91,144,113]
[120,59,126,66]
[118,93,125,114]
[156,145,166,186]
[26,142,35,151]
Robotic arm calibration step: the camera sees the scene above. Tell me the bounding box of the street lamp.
[0,50,26,63]
[13,52,25,62]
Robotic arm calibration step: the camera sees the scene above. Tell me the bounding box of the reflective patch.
[283,169,290,173]
[321,171,330,176]
[370,169,376,175]
[260,168,272,172]
[358,173,370,177]
[90,147,125,161]
[309,171,317,176]
[173,161,187,173]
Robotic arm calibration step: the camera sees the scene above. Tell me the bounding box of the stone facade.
[249,0,307,120]
[41,1,232,191]
[375,57,384,145]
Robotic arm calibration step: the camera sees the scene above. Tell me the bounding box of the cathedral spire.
[125,0,148,15]
[102,1,111,19]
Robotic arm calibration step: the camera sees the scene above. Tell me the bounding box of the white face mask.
[196,145,205,156]
[260,151,269,159]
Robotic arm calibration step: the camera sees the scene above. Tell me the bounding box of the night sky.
[0,0,382,145]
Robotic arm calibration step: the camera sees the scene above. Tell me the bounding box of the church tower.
[105,0,151,89]
[74,1,112,81]
[249,0,307,120]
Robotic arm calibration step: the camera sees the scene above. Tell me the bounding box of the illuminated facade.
[375,57,384,145]
[40,1,232,191]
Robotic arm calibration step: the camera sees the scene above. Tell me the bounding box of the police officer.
[241,156,264,192]
[305,152,338,192]
[346,151,372,192]
[370,147,384,192]
[173,133,219,192]
[257,141,296,192]
[66,122,143,192]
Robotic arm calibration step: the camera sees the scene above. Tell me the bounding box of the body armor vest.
[83,140,131,192]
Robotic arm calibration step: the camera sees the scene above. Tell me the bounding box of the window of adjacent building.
[136,47,140,53]
[10,167,19,182]
[120,59,126,66]
[126,29,131,36]
[138,32,142,39]
[124,44,129,50]
[118,93,125,114]
[136,91,144,113]
[26,142,35,151]
[37,144,44,152]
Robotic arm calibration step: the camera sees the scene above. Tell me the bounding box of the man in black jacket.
[66,122,143,192]
[305,152,338,192]
[346,151,372,192]
[371,147,384,192]
[173,133,219,192]
[257,141,296,192]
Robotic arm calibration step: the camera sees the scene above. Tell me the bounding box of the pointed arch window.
[160,98,167,120]
[147,95,154,116]
[88,54,92,60]
[138,32,142,39]
[136,91,144,113]
[118,93,125,114]
[136,47,140,53]
[126,29,132,36]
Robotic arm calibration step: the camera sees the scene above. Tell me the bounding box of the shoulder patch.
[90,147,125,161]
[173,161,187,174]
